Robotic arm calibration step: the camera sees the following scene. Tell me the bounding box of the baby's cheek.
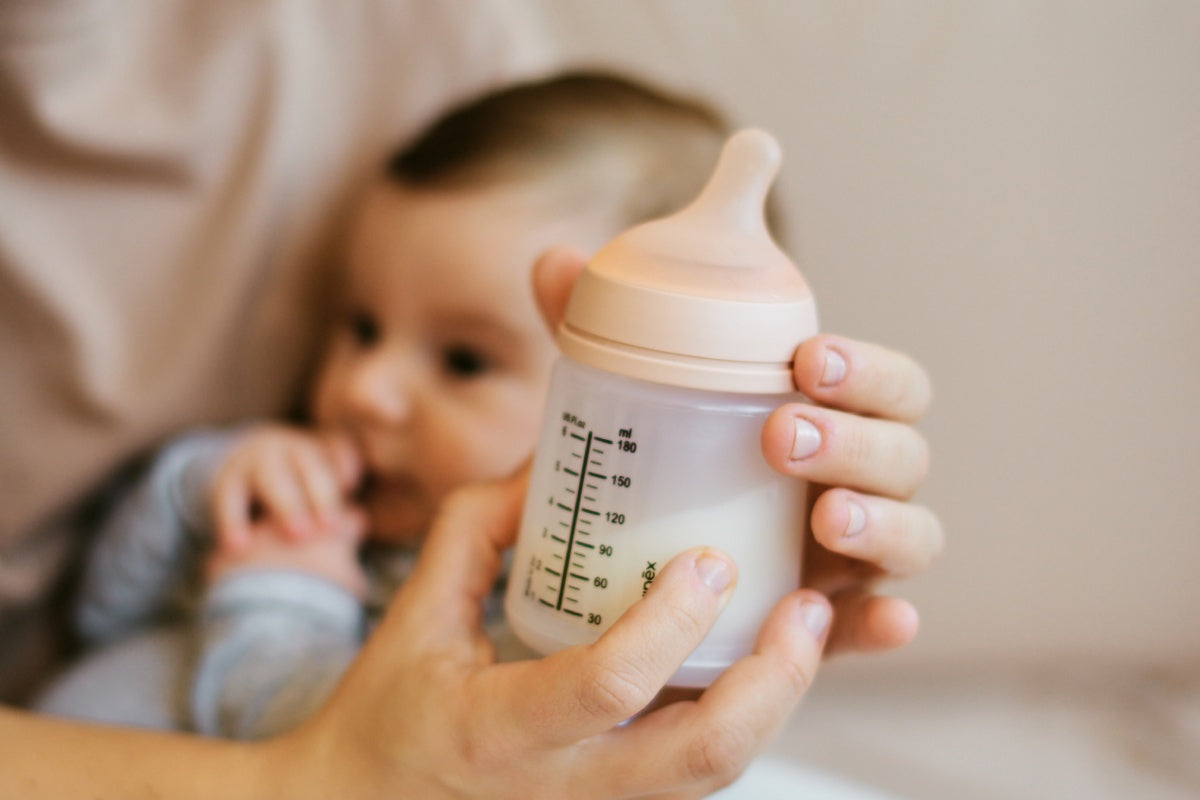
[479,413,540,477]
[309,368,343,426]
[439,435,524,499]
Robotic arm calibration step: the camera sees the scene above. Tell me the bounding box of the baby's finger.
[289,444,344,527]
[250,454,315,540]
[333,505,370,544]
[479,548,737,752]
[792,334,932,423]
[761,405,930,500]
[320,430,365,493]
[213,477,253,553]
[579,590,830,797]
[810,489,944,580]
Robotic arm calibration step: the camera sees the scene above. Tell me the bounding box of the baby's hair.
[385,70,784,238]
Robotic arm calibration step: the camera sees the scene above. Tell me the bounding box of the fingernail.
[820,348,847,387]
[844,500,867,538]
[791,418,822,460]
[695,553,733,594]
[799,598,831,639]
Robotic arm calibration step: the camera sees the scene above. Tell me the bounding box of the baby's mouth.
[356,471,421,502]
[353,472,376,503]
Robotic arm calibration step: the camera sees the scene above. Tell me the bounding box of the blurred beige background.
[526,2,1199,797]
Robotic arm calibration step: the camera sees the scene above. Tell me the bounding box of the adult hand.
[272,471,831,799]
[763,333,940,656]
[532,247,942,659]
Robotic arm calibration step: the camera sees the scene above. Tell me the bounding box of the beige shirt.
[0,0,550,700]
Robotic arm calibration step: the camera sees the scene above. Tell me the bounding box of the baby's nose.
[344,355,413,426]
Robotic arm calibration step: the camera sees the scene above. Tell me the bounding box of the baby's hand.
[211,425,364,554]
[205,514,369,598]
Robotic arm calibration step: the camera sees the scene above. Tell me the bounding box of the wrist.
[258,721,402,800]
[160,427,245,537]
[207,543,369,600]
[253,732,323,800]
[204,569,366,635]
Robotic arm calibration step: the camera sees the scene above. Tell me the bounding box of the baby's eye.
[442,344,489,378]
[347,310,380,348]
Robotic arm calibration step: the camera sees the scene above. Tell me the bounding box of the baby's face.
[311,179,615,546]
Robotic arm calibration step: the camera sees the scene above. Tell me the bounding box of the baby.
[38,71,761,737]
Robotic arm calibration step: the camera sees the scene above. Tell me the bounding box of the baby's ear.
[531,247,587,332]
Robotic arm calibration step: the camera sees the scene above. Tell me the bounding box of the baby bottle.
[504,129,818,687]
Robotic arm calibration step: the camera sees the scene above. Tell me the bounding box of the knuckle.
[885,504,945,577]
[923,508,947,562]
[457,724,510,772]
[876,353,931,421]
[576,659,655,722]
[687,721,754,783]
[777,651,817,697]
[840,422,875,474]
[906,359,934,417]
[900,433,931,497]
[881,372,919,419]
[661,594,709,639]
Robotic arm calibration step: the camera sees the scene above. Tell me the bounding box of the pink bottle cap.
[559,128,818,393]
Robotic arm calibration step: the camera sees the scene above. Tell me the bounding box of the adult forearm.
[0,706,279,799]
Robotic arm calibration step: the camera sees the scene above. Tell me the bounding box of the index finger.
[473,548,738,750]
[531,246,587,331]
[793,334,932,423]
[384,469,530,646]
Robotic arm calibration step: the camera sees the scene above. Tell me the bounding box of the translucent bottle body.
[505,357,805,687]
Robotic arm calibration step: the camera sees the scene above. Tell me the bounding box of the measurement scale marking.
[594,436,613,444]
[555,430,593,610]
[570,433,586,441]
[563,467,579,476]
[588,472,606,480]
